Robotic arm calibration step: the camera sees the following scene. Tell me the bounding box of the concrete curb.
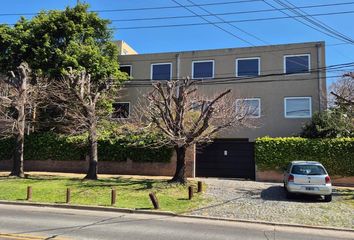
[0,200,352,233]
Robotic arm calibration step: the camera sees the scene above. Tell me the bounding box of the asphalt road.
[0,204,353,240]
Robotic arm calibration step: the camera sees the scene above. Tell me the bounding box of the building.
[114,41,326,179]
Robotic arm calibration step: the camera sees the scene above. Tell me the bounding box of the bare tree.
[49,69,121,180]
[135,78,253,184]
[0,62,45,177]
[330,72,354,107]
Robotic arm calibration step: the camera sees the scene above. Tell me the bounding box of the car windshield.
[291,165,326,175]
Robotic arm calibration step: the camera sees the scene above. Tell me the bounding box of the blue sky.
[1,0,354,85]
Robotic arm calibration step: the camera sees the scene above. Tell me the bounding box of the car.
[283,161,332,202]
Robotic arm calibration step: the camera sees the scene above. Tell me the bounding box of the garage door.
[196,139,255,180]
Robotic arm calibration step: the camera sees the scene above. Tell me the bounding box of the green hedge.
[0,132,172,163]
[255,137,354,176]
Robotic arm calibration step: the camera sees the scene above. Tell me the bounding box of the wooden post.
[111,188,116,206]
[188,186,194,200]
[149,192,159,209]
[66,188,71,204]
[197,181,203,193]
[26,186,32,201]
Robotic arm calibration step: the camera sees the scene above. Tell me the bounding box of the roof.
[291,161,322,165]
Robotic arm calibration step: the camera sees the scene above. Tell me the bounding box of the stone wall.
[0,146,196,177]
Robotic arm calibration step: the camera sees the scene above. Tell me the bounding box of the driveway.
[189,179,354,229]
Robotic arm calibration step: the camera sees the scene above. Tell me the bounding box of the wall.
[117,41,327,141]
[0,146,195,177]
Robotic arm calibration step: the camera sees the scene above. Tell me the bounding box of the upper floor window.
[284,54,310,74]
[236,98,261,118]
[284,97,312,118]
[236,57,260,77]
[151,63,172,80]
[120,65,132,77]
[112,102,130,119]
[192,60,214,79]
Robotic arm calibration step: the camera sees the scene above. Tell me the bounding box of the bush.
[255,137,354,176]
[0,132,172,163]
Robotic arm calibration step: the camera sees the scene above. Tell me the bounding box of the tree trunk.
[84,113,98,180]
[169,146,187,184]
[10,69,27,178]
[10,132,25,178]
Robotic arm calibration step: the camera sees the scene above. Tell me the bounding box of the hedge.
[0,132,173,163]
[255,137,354,176]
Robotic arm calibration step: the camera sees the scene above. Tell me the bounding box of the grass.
[0,174,209,213]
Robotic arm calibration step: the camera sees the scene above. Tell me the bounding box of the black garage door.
[196,139,255,180]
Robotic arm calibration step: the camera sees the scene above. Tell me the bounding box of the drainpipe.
[316,43,324,111]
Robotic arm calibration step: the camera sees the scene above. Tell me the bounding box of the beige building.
[115,41,326,141]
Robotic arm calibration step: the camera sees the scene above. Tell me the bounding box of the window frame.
[235,98,261,118]
[283,54,311,75]
[235,57,261,77]
[150,62,172,81]
[192,60,215,79]
[284,97,312,118]
[111,102,131,119]
[120,64,132,77]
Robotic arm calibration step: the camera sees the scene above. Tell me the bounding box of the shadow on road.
[260,186,324,202]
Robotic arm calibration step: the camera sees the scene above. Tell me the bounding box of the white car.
[283,161,332,202]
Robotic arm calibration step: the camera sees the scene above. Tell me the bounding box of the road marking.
[0,233,71,240]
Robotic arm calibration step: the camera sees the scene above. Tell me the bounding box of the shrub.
[0,132,173,163]
[255,137,354,176]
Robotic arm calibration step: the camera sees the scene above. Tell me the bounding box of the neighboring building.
[114,41,327,179]
[115,40,138,55]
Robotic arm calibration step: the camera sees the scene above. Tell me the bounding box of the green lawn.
[0,175,209,213]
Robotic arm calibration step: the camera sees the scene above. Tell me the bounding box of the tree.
[0,4,125,179]
[329,72,354,113]
[136,78,252,184]
[0,63,46,177]
[49,69,123,180]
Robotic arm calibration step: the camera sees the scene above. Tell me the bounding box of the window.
[236,57,260,77]
[151,63,172,80]
[284,54,310,74]
[236,98,261,118]
[112,102,130,119]
[291,165,326,175]
[284,97,312,118]
[192,60,214,79]
[120,65,132,77]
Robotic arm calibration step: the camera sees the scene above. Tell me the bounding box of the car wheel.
[324,194,332,202]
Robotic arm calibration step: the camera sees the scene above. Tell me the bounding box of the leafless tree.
[134,78,253,184]
[0,62,46,177]
[49,69,121,180]
[330,72,353,115]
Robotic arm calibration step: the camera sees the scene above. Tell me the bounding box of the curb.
[0,200,352,233]
[0,200,176,217]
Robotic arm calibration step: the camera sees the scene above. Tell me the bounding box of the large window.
[192,60,214,79]
[151,63,172,80]
[284,54,310,74]
[236,57,260,77]
[120,65,132,77]
[236,98,261,118]
[284,97,312,118]
[112,102,130,119]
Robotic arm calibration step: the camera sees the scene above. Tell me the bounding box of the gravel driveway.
[189,179,354,229]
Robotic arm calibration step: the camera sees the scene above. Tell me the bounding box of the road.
[0,204,353,240]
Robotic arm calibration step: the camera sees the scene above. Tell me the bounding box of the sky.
[0,0,354,86]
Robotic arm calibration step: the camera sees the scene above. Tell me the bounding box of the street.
[0,204,353,240]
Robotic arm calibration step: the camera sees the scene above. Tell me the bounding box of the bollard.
[149,192,159,209]
[111,188,116,206]
[188,186,194,200]
[27,186,32,201]
[66,188,71,204]
[197,181,203,193]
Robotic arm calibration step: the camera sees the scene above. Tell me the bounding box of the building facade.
[115,41,326,141]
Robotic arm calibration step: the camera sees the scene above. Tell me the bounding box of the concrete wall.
[0,146,195,177]
[117,42,327,141]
